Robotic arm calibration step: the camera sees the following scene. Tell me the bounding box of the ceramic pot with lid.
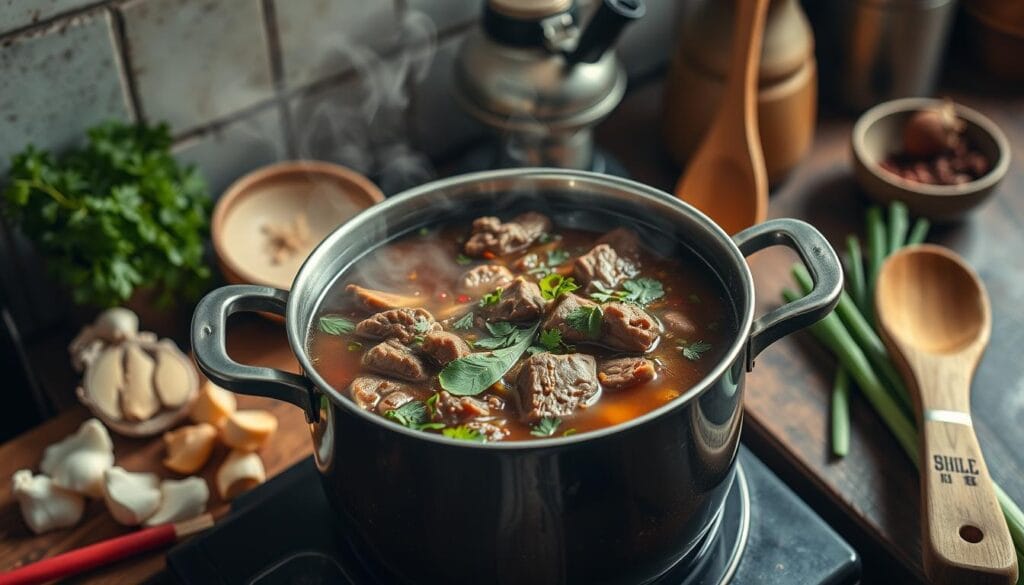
[191,169,842,584]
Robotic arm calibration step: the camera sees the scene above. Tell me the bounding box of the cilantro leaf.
[538,273,579,300]
[566,306,602,339]
[538,328,563,351]
[589,282,623,303]
[480,287,503,307]
[455,253,472,266]
[680,340,712,361]
[385,401,429,427]
[443,425,487,442]
[319,315,355,335]
[413,318,432,334]
[452,312,474,330]
[588,278,664,307]
[530,417,562,437]
[546,249,570,267]
[439,323,540,396]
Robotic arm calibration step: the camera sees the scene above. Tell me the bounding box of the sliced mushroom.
[103,467,161,526]
[11,470,86,534]
[122,344,159,421]
[153,342,195,409]
[190,381,237,427]
[83,346,125,421]
[215,450,266,500]
[40,418,115,498]
[221,410,278,452]
[162,424,218,475]
[144,477,209,526]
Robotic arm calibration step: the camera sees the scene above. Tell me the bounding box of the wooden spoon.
[673,0,769,236]
[875,245,1018,585]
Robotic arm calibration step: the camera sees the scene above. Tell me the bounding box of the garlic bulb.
[11,470,86,534]
[69,308,139,371]
[103,467,161,526]
[162,424,218,474]
[144,477,209,526]
[216,450,266,500]
[40,419,114,498]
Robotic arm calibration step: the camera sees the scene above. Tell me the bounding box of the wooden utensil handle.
[921,417,1018,584]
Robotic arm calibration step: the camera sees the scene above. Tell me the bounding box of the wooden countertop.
[1,75,1022,583]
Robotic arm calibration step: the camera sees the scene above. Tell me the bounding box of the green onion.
[865,207,887,317]
[906,218,931,246]
[887,201,909,255]
[831,368,851,457]
[845,235,868,315]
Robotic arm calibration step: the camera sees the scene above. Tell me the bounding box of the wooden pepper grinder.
[663,0,816,185]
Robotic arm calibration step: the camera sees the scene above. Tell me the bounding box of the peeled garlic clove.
[40,418,114,498]
[83,346,125,421]
[190,381,237,427]
[144,477,209,526]
[103,467,161,526]
[216,450,266,500]
[95,308,139,343]
[12,470,86,534]
[153,343,195,409]
[221,410,278,452]
[122,344,159,421]
[163,424,218,474]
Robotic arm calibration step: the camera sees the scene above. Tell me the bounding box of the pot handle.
[733,218,843,370]
[191,285,319,422]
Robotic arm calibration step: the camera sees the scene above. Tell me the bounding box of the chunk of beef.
[435,390,504,424]
[483,277,547,322]
[421,331,471,366]
[458,265,514,296]
[542,293,601,343]
[348,376,411,411]
[601,302,661,353]
[515,353,599,421]
[597,227,642,262]
[362,339,430,382]
[464,212,552,257]
[573,244,638,292]
[662,311,698,339]
[377,390,415,414]
[347,284,422,312]
[355,308,441,344]
[598,357,657,390]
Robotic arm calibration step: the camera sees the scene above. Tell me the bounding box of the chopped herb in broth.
[307,213,734,441]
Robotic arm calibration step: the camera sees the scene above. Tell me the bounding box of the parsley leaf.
[413,318,432,334]
[455,253,472,266]
[384,401,445,431]
[680,340,712,361]
[526,249,572,277]
[589,282,622,303]
[452,312,474,330]
[443,425,487,442]
[530,417,562,437]
[480,287,503,307]
[566,306,602,339]
[538,273,579,300]
[439,323,540,396]
[539,328,563,351]
[588,278,665,307]
[319,315,355,335]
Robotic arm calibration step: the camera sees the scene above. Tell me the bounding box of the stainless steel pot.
[192,169,842,584]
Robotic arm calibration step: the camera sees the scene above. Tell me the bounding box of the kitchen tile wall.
[0,0,685,337]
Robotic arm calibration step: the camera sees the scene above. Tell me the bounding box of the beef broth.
[308,215,734,442]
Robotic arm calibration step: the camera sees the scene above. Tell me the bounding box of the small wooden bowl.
[851,98,1010,222]
[213,161,384,290]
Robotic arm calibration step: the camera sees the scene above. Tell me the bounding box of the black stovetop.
[168,447,859,584]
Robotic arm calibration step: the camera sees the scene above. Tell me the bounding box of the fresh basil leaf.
[485,321,515,337]
[680,340,712,361]
[439,323,540,396]
[452,312,474,330]
[319,315,355,335]
[530,417,561,437]
[566,306,602,339]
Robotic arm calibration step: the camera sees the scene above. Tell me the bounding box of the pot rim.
[287,168,757,450]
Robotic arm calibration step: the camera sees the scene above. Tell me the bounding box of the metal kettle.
[453,0,645,171]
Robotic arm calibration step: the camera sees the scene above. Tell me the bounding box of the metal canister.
[835,0,957,111]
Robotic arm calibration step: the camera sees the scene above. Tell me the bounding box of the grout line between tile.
[259,0,296,159]
[106,5,144,122]
[0,0,113,44]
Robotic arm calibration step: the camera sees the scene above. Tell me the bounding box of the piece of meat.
[347,284,423,312]
[362,339,430,382]
[483,277,547,322]
[542,293,601,343]
[435,391,504,424]
[598,357,657,390]
[348,376,411,411]
[601,302,660,353]
[515,353,599,421]
[662,311,698,339]
[377,390,415,414]
[458,265,514,296]
[421,331,471,366]
[573,244,638,292]
[464,213,552,257]
[355,308,441,344]
[596,227,642,262]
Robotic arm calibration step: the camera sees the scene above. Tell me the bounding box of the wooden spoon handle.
[920,415,1018,584]
[718,0,767,135]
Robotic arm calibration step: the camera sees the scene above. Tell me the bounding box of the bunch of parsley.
[2,121,212,308]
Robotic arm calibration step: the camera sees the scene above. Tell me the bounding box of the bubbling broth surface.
[307,214,735,442]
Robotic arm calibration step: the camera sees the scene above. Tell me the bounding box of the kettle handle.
[566,0,646,64]
[733,218,843,369]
